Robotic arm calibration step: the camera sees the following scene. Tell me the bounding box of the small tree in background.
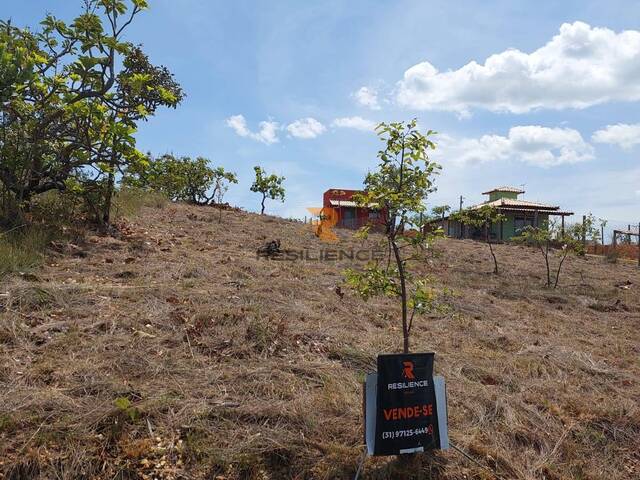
[431,205,450,220]
[598,218,608,252]
[250,166,285,215]
[344,119,442,353]
[513,219,595,289]
[211,167,238,222]
[450,205,506,274]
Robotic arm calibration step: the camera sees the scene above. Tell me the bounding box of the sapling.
[344,119,442,353]
[514,219,595,288]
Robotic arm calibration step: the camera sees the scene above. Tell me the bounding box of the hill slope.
[1,203,639,479]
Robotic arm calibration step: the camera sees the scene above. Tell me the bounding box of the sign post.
[365,353,448,456]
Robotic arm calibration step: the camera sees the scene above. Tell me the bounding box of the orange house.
[322,189,387,230]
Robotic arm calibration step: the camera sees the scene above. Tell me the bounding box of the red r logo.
[402,361,415,380]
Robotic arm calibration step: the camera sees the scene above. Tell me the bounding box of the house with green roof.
[437,186,574,241]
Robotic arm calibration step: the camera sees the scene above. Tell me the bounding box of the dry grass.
[0,203,639,479]
[0,226,58,279]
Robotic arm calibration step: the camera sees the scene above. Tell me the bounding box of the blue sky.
[6,1,640,231]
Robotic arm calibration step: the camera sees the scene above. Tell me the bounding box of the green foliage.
[344,264,400,300]
[346,119,442,353]
[123,154,237,207]
[114,396,140,422]
[450,205,506,231]
[250,166,285,215]
[431,204,450,219]
[0,1,184,226]
[566,212,600,249]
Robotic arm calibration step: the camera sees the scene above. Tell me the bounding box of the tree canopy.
[250,166,285,215]
[0,0,184,224]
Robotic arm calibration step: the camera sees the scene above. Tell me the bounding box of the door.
[342,207,357,229]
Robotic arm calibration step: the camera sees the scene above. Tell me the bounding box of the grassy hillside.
[1,203,639,479]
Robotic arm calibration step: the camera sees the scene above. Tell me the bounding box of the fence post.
[638,222,640,268]
[582,215,586,248]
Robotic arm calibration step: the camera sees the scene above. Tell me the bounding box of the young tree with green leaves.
[344,119,442,353]
[513,219,594,289]
[450,205,506,274]
[210,167,238,223]
[250,166,285,215]
[431,204,450,220]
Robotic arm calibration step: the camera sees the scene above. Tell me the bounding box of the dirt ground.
[1,203,639,479]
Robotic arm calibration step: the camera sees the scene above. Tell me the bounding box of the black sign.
[373,353,441,455]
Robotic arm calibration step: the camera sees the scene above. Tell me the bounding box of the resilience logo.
[387,359,429,390]
[306,206,339,243]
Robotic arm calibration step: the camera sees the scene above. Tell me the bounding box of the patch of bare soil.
[1,203,639,479]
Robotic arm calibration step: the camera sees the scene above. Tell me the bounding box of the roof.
[324,188,362,195]
[482,186,525,195]
[481,198,559,209]
[493,207,574,216]
[329,199,378,208]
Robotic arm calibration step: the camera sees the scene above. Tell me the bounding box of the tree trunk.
[544,243,551,287]
[102,171,115,226]
[553,251,568,289]
[391,238,409,353]
[260,195,266,215]
[487,225,498,274]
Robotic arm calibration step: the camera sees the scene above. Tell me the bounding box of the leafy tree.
[513,219,590,289]
[250,166,285,215]
[124,154,237,212]
[431,204,450,220]
[450,205,506,274]
[571,212,599,252]
[344,119,442,353]
[0,0,183,226]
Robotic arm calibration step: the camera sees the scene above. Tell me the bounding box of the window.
[514,216,534,233]
[368,210,380,220]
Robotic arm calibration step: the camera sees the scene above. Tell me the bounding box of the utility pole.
[458,196,464,239]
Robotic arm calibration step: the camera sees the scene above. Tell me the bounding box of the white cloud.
[434,126,594,168]
[226,114,279,145]
[353,86,381,110]
[395,21,640,114]
[286,117,326,139]
[592,123,640,150]
[331,116,377,132]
